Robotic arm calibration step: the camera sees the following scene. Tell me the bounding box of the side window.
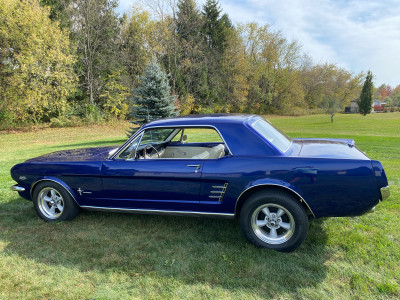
[183,128,223,143]
[117,127,229,160]
[163,127,228,160]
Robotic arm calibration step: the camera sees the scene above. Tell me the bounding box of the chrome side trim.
[30,179,79,206]
[80,205,235,218]
[109,124,234,160]
[11,185,25,192]
[380,186,390,201]
[235,183,315,217]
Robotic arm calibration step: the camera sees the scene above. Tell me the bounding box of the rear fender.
[235,178,315,217]
[371,160,389,189]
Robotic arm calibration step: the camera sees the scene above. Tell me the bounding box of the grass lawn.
[0,113,399,299]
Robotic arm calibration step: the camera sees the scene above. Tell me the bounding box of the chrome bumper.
[10,185,25,192]
[380,186,390,201]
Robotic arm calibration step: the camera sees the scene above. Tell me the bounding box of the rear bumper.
[380,186,390,201]
[11,185,26,192]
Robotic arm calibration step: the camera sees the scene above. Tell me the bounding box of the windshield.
[252,119,292,153]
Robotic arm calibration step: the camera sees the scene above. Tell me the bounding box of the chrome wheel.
[38,187,64,219]
[251,204,295,245]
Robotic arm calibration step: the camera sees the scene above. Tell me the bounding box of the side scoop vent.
[209,183,228,202]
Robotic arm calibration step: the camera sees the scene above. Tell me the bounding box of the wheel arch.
[30,177,79,206]
[235,184,315,218]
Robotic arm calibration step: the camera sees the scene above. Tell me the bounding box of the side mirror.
[182,134,188,143]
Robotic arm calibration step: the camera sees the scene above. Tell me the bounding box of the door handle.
[186,164,201,169]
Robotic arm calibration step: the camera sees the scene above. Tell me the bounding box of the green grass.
[0,114,399,299]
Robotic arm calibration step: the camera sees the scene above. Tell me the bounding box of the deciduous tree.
[0,0,76,124]
[120,7,155,90]
[70,0,120,105]
[321,68,363,122]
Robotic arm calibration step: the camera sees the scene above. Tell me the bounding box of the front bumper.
[10,185,25,192]
[380,186,390,201]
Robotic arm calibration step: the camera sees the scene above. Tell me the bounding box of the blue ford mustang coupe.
[10,114,390,252]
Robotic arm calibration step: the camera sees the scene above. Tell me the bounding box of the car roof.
[143,114,259,128]
[140,114,282,156]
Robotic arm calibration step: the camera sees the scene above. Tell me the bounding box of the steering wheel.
[144,145,161,159]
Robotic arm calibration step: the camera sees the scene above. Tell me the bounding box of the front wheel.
[240,190,308,252]
[33,181,80,222]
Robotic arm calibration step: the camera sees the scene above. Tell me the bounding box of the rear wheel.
[33,181,80,222]
[240,190,308,252]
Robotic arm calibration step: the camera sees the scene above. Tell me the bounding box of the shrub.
[49,117,68,128]
[179,94,196,115]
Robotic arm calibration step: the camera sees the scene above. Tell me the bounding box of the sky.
[118,0,400,87]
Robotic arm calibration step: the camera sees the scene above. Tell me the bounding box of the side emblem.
[77,188,92,196]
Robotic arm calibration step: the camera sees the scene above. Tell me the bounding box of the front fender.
[30,176,79,206]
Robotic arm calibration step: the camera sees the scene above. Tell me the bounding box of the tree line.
[375,84,400,107]
[0,0,393,129]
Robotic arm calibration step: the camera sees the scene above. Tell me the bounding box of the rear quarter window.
[183,128,223,143]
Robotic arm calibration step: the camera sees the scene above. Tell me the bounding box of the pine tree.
[176,0,203,43]
[175,0,208,102]
[128,60,178,135]
[201,0,233,105]
[202,0,231,54]
[359,71,373,116]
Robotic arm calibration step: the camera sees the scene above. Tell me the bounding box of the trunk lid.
[293,138,369,160]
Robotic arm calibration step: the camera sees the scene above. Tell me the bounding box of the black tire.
[240,190,308,252]
[32,181,80,222]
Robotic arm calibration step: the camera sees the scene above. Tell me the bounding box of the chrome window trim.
[114,131,144,160]
[80,205,235,218]
[235,183,315,217]
[108,128,143,160]
[109,124,234,160]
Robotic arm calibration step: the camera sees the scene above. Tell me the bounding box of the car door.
[99,159,203,211]
[97,127,204,211]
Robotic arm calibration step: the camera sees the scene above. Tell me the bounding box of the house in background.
[345,98,380,113]
[373,99,387,107]
[350,99,359,113]
[373,99,381,106]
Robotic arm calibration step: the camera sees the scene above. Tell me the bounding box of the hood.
[293,138,370,160]
[25,146,118,163]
